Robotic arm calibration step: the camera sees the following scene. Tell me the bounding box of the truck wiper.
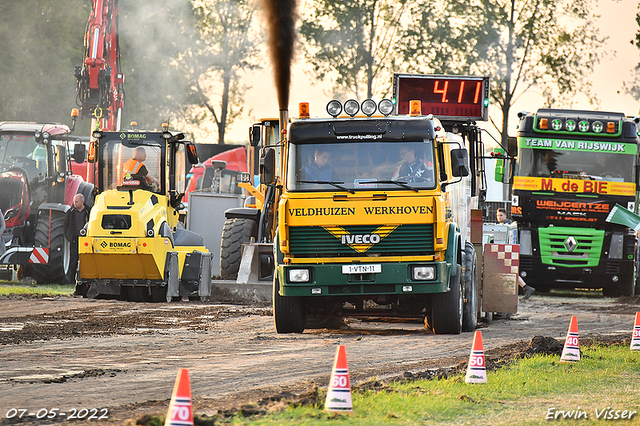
[297,180,355,194]
[371,180,419,192]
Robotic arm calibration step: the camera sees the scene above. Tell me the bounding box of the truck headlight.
[609,233,624,259]
[520,230,532,256]
[412,265,435,281]
[288,269,310,283]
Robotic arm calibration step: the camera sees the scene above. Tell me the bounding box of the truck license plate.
[342,264,381,274]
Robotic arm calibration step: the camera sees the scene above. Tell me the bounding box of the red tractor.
[0,121,93,283]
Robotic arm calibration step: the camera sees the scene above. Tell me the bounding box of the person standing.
[496,207,535,300]
[496,207,513,224]
[64,193,90,289]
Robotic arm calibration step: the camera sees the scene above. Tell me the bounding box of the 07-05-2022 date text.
[5,407,109,420]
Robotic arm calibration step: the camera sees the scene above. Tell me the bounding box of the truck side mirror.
[186,142,199,165]
[72,143,86,164]
[260,148,275,184]
[450,148,469,177]
[250,125,261,147]
[493,148,509,183]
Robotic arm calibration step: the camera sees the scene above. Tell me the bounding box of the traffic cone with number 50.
[165,369,193,426]
[325,345,353,412]
[465,330,487,383]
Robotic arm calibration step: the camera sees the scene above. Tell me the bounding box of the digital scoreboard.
[393,74,490,122]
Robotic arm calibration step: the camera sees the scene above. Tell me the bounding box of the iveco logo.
[100,241,108,249]
[341,234,381,245]
[564,236,578,252]
[323,225,398,253]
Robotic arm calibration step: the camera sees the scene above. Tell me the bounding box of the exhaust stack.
[279,109,288,142]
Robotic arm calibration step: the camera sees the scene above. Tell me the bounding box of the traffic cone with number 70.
[465,330,487,383]
[165,369,193,426]
[325,345,353,412]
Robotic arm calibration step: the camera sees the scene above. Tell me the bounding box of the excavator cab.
[77,129,212,302]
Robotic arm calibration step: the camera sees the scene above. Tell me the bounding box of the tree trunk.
[218,70,231,145]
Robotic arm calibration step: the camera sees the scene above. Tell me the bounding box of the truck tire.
[273,277,306,333]
[430,264,463,334]
[30,210,69,284]
[462,242,478,332]
[220,218,257,279]
[77,181,95,209]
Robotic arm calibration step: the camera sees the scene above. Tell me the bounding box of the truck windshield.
[0,133,47,181]
[517,147,635,183]
[287,141,436,192]
[99,140,164,193]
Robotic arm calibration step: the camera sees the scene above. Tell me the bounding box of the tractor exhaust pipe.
[279,109,288,142]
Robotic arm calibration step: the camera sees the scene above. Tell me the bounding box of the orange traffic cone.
[630,312,640,351]
[560,316,580,363]
[325,345,353,412]
[465,330,487,383]
[165,369,193,426]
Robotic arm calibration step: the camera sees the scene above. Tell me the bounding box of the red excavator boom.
[74,0,124,131]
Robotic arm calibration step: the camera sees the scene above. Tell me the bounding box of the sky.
[221,0,640,146]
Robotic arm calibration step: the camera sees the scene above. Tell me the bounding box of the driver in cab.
[122,146,158,189]
[392,145,433,182]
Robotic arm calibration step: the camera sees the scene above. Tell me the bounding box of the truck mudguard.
[224,207,260,221]
[444,222,460,278]
[37,202,70,214]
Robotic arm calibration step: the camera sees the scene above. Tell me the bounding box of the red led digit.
[433,80,449,103]
[473,81,481,104]
[457,81,465,103]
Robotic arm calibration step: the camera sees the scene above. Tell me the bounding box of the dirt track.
[0,292,638,424]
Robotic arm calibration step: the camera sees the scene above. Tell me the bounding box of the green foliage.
[0,0,260,144]
[401,0,604,144]
[299,0,408,99]
[226,345,640,425]
[180,0,262,144]
[0,0,90,125]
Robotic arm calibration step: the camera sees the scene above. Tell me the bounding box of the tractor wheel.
[429,264,463,335]
[273,277,306,333]
[462,242,478,332]
[31,210,69,284]
[220,218,257,279]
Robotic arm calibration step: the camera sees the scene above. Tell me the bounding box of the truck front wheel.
[273,277,306,333]
[220,218,257,279]
[430,264,463,334]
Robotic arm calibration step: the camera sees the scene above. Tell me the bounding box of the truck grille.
[538,227,604,268]
[288,224,434,257]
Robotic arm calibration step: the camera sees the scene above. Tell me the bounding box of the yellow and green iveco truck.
[77,128,212,302]
[222,74,493,334]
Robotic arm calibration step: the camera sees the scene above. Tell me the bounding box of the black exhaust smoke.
[263,0,298,111]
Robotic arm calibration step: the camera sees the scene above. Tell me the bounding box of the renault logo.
[564,236,578,252]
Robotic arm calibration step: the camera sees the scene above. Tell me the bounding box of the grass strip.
[0,281,73,296]
[191,343,639,426]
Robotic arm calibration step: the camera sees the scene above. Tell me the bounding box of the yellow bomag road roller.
[76,127,212,302]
